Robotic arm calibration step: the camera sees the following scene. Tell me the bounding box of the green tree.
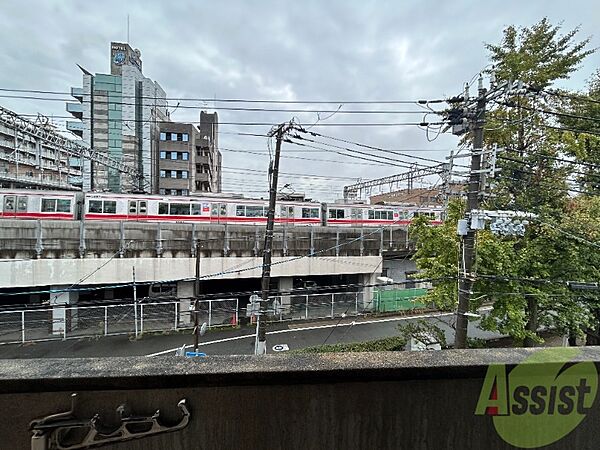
[413,19,597,346]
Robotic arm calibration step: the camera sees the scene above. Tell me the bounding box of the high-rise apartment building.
[0,106,82,190]
[156,113,222,196]
[66,42,169,193]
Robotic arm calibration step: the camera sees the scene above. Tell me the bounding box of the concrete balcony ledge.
[2,348,587,393]
[3,349,600,449]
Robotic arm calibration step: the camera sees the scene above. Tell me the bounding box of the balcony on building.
[66,121,83,138]
[70,87,83,102]
[66,102,83,120]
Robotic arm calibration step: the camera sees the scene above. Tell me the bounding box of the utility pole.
[193,241,201,352]
[455,76,487,349]
[256,122,290,355]
[133,266,138,338]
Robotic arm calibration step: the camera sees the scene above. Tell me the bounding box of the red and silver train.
[0,189,444,227]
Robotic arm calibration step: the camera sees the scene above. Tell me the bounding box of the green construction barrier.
[374,288,429,312]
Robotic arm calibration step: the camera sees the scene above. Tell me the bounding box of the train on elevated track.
[0,189,444,227]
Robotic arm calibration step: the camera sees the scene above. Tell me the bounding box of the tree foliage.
[412,19,599,346]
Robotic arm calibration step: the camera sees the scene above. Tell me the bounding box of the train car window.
[211,204,218,216]
[17,196,28,212]
[302,208,320,218]
[351,208,362,219]
[219,204,227,216]
[170,203,190,215]
[158,202,169,215]
[139,201,147,214]
[280,205,288,218]
[42,198,57,212]
[368,210,374,220]
[3,196,15,212]
[236,205,245,216]
[387,211,393,220]
[57,199,71,213]
[329,209,345,219]
[103,201,117,214]
[192,203,201,215]
[129,201,137,214]
[246,205,264,217]
[88,200,102,213]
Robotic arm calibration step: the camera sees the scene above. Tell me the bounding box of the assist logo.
[475,348,598,448]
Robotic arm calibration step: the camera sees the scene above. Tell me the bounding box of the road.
[0,309,500,358]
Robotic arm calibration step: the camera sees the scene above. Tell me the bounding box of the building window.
[160,151,166,159]
[171,170,177,178]
[170,189,177,196]
[160,170,166,178]
[170,152,177,160]
[160,132,166,141]
[183,189,190,197]
[182,152,189,161]
[159,189,166,195]
[182,133,189,142]
[171,133,178,141]
[181,171,188,179]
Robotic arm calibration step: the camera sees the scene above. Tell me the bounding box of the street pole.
[455,76,487,349]
[256,123,287,355]
[133,266,138,338]
[193,241,201,353]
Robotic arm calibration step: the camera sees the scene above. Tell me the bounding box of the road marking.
[144,310,479,357]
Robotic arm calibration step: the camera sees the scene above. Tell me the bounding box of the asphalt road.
[0,310,501,359]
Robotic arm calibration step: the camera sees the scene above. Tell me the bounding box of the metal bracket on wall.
[30,393,190,450]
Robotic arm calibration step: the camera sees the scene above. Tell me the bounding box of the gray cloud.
[1,0,599,200]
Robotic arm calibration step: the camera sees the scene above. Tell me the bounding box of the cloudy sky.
[1,1,599,201]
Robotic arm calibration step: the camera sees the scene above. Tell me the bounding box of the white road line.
[145,310,473,357]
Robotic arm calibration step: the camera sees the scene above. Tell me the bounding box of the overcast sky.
[1,1,599,201]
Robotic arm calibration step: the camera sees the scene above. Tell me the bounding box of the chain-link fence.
[0,291,377,345]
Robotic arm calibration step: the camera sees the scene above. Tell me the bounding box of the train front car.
[0,189,78,220]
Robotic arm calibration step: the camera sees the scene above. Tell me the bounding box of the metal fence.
[0,291,371,345]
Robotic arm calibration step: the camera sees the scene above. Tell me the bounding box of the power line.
[299,129,454,166]
[0,93,446,115]
[288,134,449,170]
[10,113,447,128]
[0,87,448,105]
[222,166,360,181]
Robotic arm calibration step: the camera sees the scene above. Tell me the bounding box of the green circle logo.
[475,348,598,448]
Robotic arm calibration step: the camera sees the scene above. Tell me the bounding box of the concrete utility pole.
[256,122,291,355]
[455,76,487,349]
[133,266,138,338]
[193,241,201,353]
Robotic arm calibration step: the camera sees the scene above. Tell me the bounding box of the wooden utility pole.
[193,241,201,352]
[455,76,487,349]
[256,123,289,355]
